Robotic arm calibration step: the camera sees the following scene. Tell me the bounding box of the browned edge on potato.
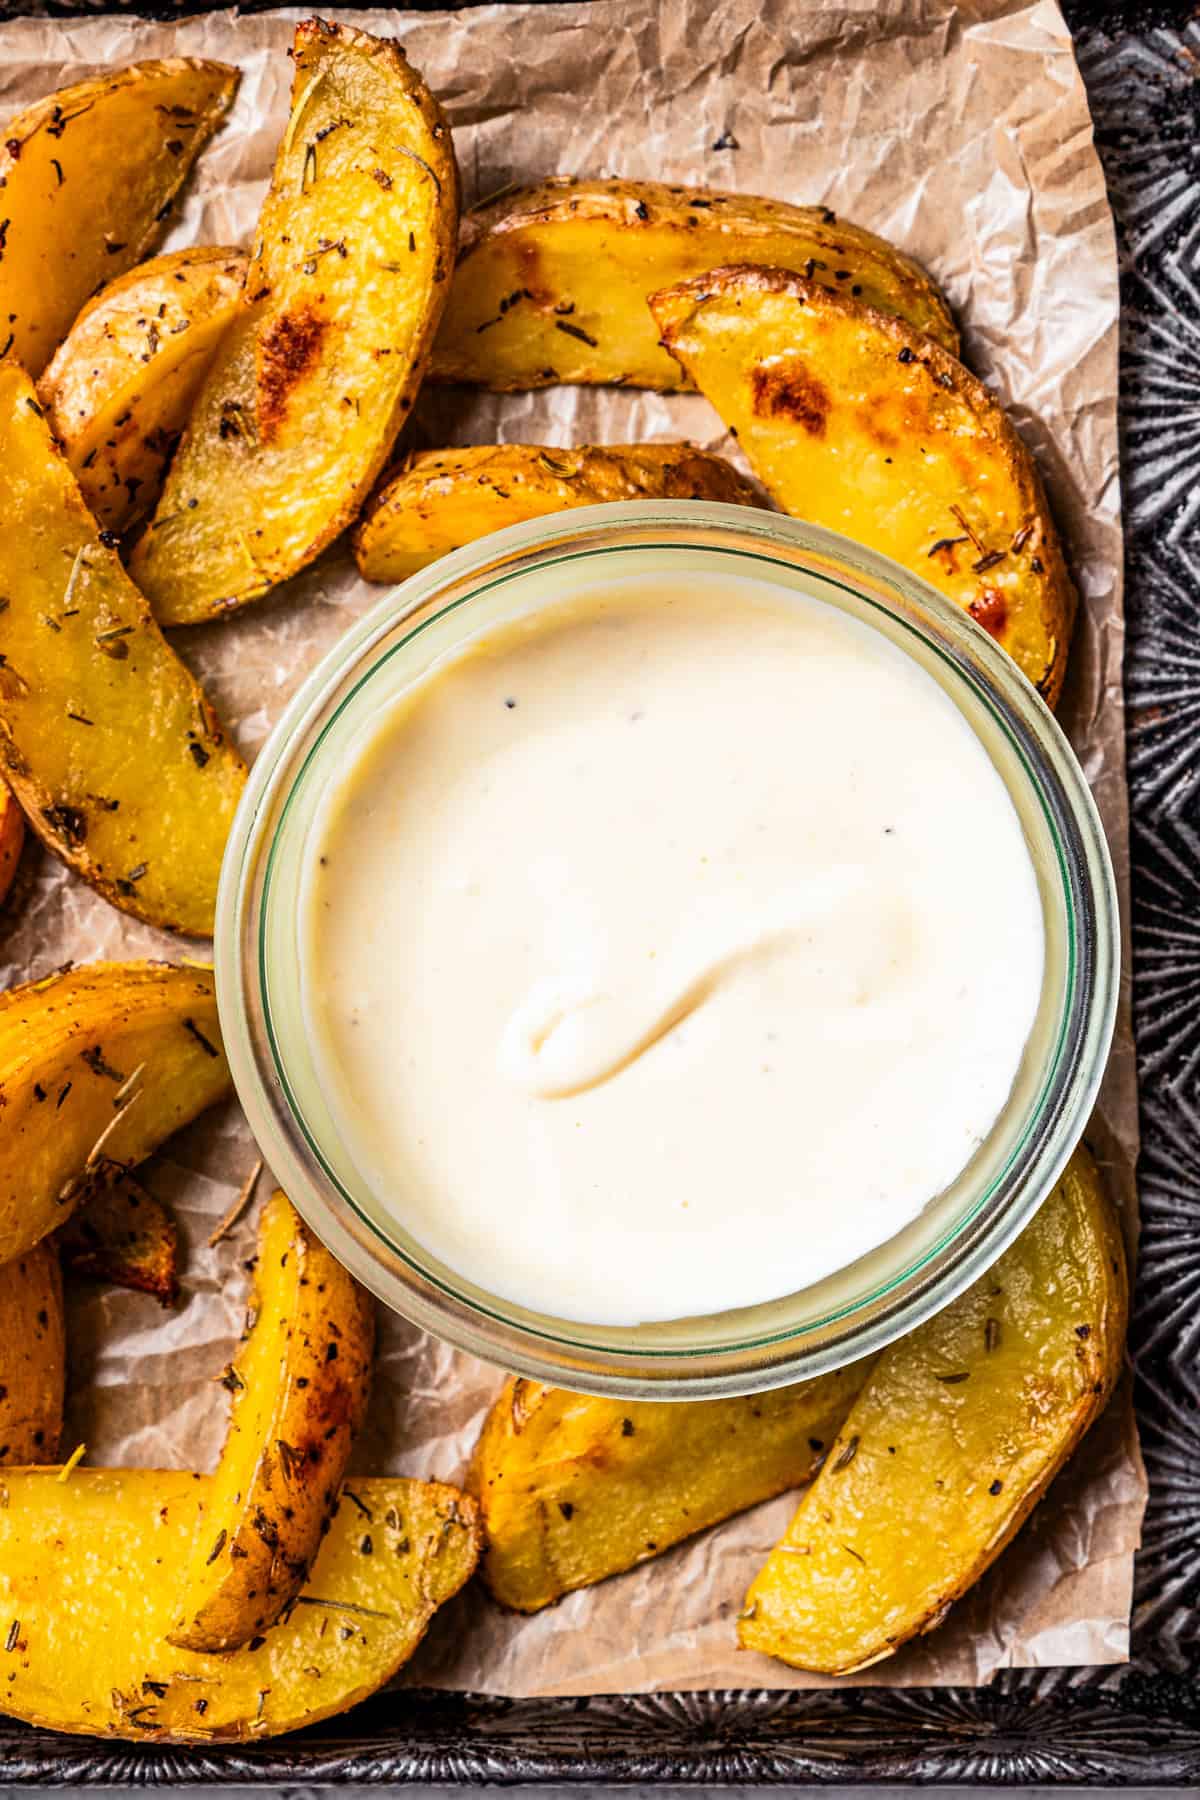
[0,1242,65,1464]
[169,1189,376,1652]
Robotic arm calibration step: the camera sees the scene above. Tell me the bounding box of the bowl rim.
[215,500,1119,1398]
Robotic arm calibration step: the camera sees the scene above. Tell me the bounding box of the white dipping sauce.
[301,575,1045,1325]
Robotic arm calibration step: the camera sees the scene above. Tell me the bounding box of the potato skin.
[0,59,238,377]
[0,961,232,1266]
[739,1148,1128,1675]
[170,1190,375,1653]
[431,177,958,390]
[0,1244,64,1465]
[56,1166,180,1306]
[131,21,460,624]
[39,247,247,533]
[651,266,1076,707]
[355,441,763,581]
[0,783,25,908]
[468,1364,871,1612]
[0,361,246,934]
[0,1469,479,1741]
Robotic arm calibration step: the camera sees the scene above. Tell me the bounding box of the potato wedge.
[0,59,238,377]
[0,960,231,1267]
[651,268,1076,705]
[130,21,460,625]
[355,441,762,581]
[431,178,957,391]
[39,247,248,533]
[0,783,24,908]
[170,1189,375,1652]
[0,1244,64,1464]
[0,1469,479,1741]
[739,1148,1128,1675]
[57,1166,180,1306]
[468,1364,871,1612]
[0,361,246,933]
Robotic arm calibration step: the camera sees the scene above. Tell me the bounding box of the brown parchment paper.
[0,0,1143,1695]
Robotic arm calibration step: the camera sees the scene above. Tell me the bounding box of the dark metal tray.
[2,0,1199,1783]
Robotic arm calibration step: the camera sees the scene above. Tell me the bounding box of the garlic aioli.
[300,575,1045,1326]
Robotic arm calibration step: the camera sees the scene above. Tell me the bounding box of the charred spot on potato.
[256,305,329,443]
[750,359,828,436]
[41,803,86,846]
[968,588,1008,639]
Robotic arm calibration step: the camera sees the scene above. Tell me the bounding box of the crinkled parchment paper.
[0,0,1143,1695]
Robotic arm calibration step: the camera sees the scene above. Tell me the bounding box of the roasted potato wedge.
[355,441,762,581]
[0,960,231,1267]
[431,178,957,390]
[0,361,246,933]
[57,1166,180,1306]
[651,268,1076,705]
[39,247,248,533]
[0,783,25,908]
[0,1244,64,1465]
[739,1149,1128,1675]
[131,21,460,625]
[171,1190,375,1653]
[0,1469,479,1741]
[0,59,238,377]
[468,1364,871,1612]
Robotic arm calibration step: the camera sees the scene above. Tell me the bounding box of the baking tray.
[1,0,1198,1783]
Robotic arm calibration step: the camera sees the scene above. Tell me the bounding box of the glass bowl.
[215,502,1118,1399]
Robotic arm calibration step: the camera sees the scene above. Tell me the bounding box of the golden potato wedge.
[57,1166,180,1306]
[171,1189,375,1653]
[0,59,238,377]
[0,1469,479,1741]
[0,782,25,907]
[0,960,231,1267]
[431,178,958,391]
[39,247,248,533]
[355,441,762,581]
[0,1244,64,1465]
[468,1364,871,1612]
[0,361,246,933]
[739,1148,1128,1675]
[651,268,1076,706]
[130,21,460,625]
